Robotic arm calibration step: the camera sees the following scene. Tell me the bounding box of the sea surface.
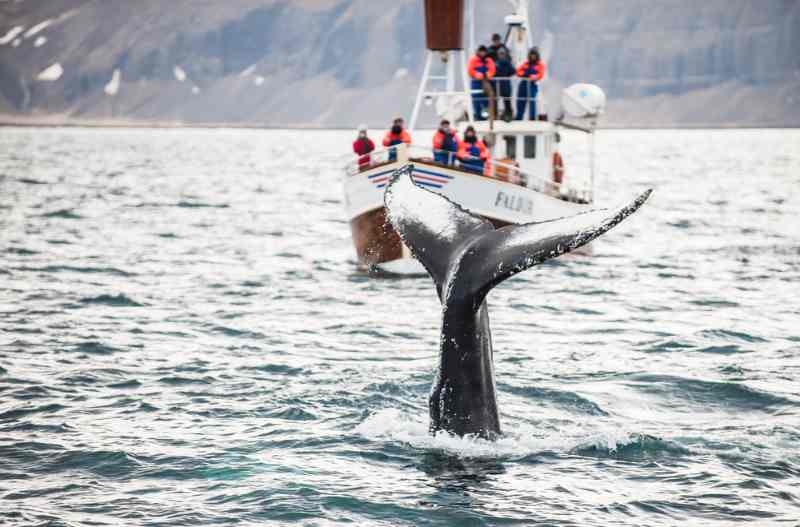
[1,127,798,526]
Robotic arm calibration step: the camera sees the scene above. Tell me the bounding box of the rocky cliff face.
[1,0,798,127]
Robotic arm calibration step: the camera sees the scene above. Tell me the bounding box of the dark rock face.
[0,0,798,126]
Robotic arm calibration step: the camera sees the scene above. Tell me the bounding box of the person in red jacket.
[432,119,460,165]
[352,124,375,170]
[457,126,488,174]
[515,47,547,120]
[382,117,412,161]
[467,45,496,121]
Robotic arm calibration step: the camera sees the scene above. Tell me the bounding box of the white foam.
[37,63,63,81]
[33,36,46,47]
[355,408,650,458]
[239,64,256,77]
[192,86,200,95]
[253,76,265,86]
[374,258,426,276]
[24,19,52,38]
[0,26,24,45]
[394,67,408,79]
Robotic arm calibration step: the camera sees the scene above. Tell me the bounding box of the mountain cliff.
[1,0,798,127]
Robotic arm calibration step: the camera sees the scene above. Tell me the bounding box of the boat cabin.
[468,120,558,186]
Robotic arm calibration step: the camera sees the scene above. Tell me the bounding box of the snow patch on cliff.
[104,69,120,95]
[0,26,24,45]
[24,19,52,38]
[174,66,187,82]
[37,63,63,81]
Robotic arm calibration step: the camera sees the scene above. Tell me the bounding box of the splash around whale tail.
[384,164,651,307]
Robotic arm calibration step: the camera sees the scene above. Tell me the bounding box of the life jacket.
[433,130,459,152]
[382,129,412,147]
[458,139,488,172]
[516,59,546,81]
[553,151,564,184]
[467,55,496,80]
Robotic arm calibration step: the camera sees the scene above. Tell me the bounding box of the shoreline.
[0,116,797,131]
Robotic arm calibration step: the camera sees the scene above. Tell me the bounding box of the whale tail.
[384,164,651,307]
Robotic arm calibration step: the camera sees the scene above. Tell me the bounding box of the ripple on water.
[1,128,798,525]
[38,208,83,219]
[77,294,144,307]
[627,374,798,411]
[68,341,122,355]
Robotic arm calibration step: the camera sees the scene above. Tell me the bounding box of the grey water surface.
[1,127,798,526]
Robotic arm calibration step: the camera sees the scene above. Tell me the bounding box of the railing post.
[409,51,433,133]
[398,143,410,163]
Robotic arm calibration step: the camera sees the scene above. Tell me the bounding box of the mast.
[409,0,467,132]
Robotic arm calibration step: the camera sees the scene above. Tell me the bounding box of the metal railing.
[468,76,542,121]
[345,144,592,203]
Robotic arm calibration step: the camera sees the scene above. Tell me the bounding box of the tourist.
[493,48,515,121]
[457,126,488,173]
[352,124,375,169]
[382,117,412,161]
[487,33,510,62]
[467,45,496,121]
[432,120,460,165]
[515,47,546,120]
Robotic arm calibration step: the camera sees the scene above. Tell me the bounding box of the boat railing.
[467,76,542,109]
[345,144,591,203]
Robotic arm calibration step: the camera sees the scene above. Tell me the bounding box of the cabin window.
[524,135,537,158]
[503,135,516,160]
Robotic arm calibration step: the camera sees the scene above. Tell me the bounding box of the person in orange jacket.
[352,124,375,170]
[432,119,460,165]
[457,126,488,174]
[383,117,412,161]
[467,45,496,121]
[515,47,546,120]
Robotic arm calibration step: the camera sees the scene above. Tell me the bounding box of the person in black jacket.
[493,47,515,121]
[487,33,509,62]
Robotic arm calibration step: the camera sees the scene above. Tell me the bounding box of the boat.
[342,0,607,273]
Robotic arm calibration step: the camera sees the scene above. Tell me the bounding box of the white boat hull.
[343,158,592,268]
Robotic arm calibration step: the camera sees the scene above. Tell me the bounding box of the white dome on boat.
[561,84,606,118]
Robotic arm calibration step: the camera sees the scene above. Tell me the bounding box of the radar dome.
[561,84,606,118]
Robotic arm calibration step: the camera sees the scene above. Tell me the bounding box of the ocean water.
[1,127,798,526]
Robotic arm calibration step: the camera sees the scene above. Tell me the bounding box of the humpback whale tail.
[384,164,650,438]
[384,164,652,307]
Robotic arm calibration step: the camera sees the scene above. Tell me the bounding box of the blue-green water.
[1,127,798,526]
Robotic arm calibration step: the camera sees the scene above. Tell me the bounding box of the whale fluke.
[384,164,495,299]
[385,164,651,308]
[383,163,650,438]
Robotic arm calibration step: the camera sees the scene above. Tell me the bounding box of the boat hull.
[344,159,591,268]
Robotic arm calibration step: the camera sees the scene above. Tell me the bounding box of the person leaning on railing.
[467,46,496,121]
[432,119,460,166]
[352,124,375,170]
[515,47,546,121]
[382,117,412,161]
[457,126,488,174]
